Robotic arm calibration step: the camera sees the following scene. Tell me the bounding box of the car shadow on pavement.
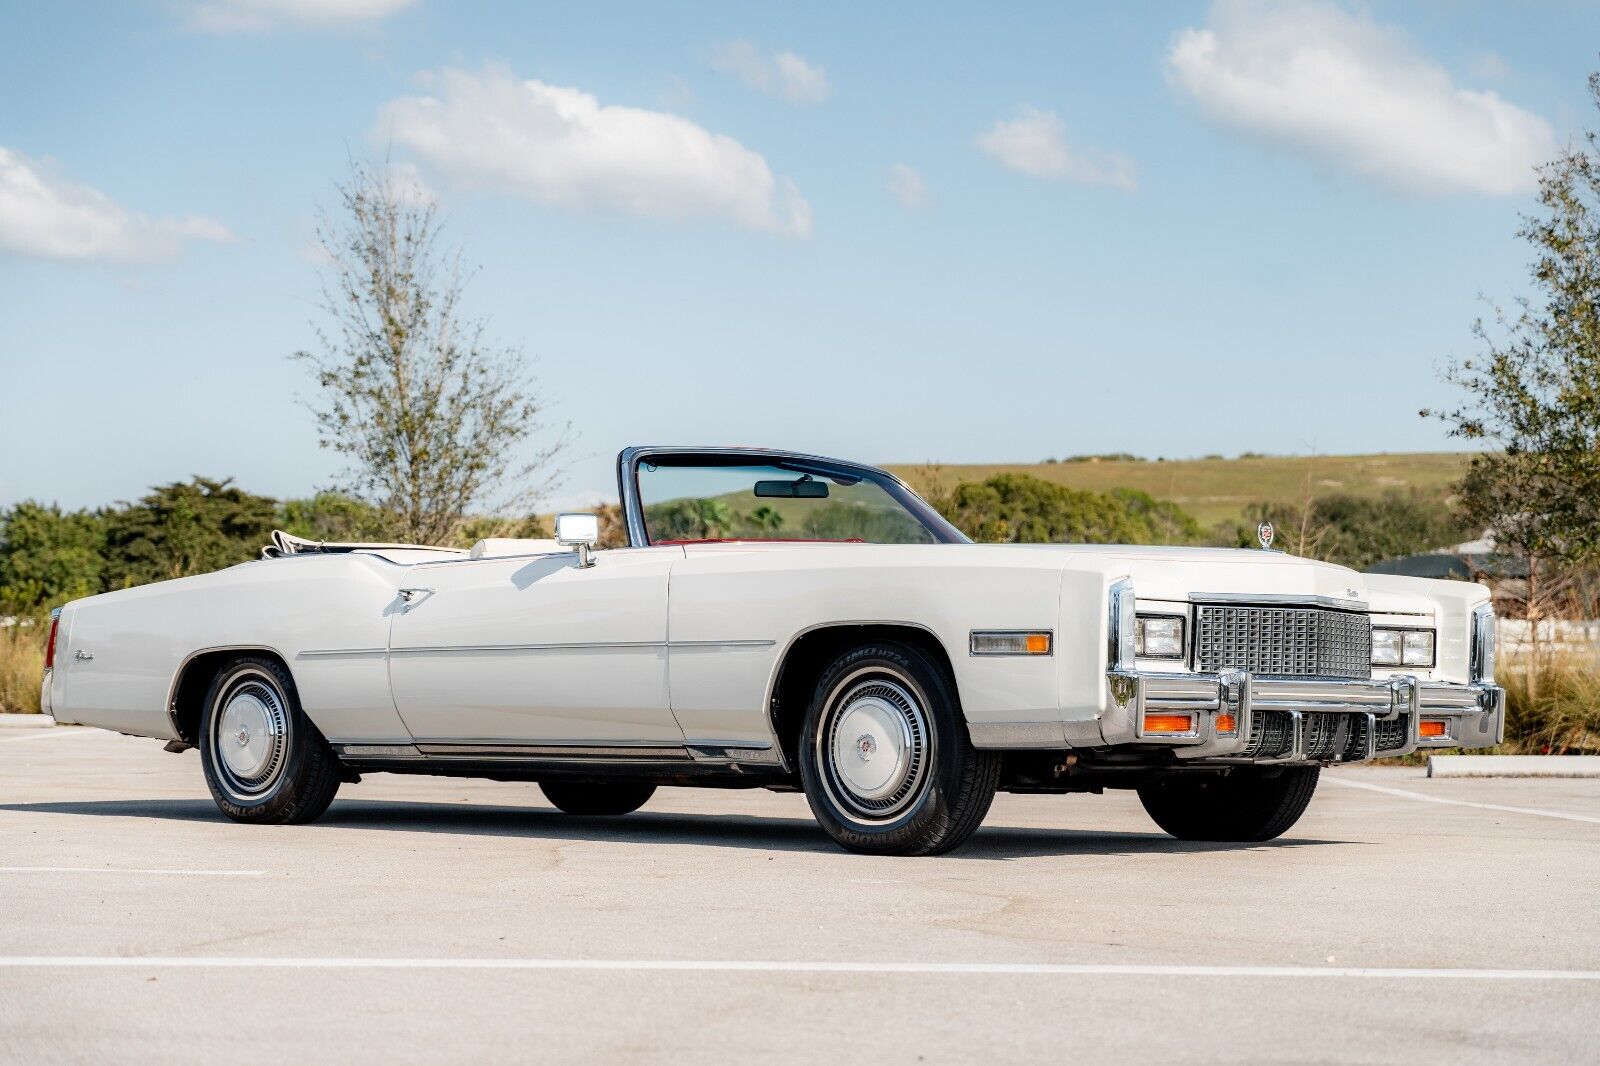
[0,797,1357,859]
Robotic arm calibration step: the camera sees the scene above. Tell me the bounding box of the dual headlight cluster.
[1131,613,1437,669]
[1371,627,1435,667]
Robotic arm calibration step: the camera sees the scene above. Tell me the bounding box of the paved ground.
[3,726,1598,1065]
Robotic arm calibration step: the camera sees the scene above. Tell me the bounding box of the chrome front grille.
[1194,605,1371,679]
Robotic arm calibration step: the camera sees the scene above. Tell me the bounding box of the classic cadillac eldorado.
[40,446,1504,855]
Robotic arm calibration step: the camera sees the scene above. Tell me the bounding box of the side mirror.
[555,512,600,568]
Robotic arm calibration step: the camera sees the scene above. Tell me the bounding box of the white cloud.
[181,0,414,33]
[976,107,1138,191]
[711,41,830,104]
[887,163,930,210]
[381,65,812,237]
[1166,0,1556,196]
[1465,51,1513,83]
[0,147,233,264]
[384,160,436,208]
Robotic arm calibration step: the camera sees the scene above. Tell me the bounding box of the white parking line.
[0,867,263,877]
[1325,775,1600,826]
[0,729,94,743]
[0,957,1595,980]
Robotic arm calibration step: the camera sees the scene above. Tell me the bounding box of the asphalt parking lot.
[3,725,1598,1065]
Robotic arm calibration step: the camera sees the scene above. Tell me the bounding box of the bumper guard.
[1104,670,1504,764]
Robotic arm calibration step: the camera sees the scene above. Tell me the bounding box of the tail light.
[43,608,61,671]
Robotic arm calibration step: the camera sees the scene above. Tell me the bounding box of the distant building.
[1365,531,1527,582]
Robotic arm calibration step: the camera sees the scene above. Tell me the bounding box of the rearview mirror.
[754,477,828,499]
[555,512,599,568]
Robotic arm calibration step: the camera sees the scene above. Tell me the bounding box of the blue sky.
[2,1,1597,513]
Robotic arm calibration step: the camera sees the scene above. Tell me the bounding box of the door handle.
[398,588,435,607]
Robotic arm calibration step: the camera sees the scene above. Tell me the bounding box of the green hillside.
[886,452,1473,529]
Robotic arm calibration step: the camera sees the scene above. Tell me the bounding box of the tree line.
[0,470,1471,619]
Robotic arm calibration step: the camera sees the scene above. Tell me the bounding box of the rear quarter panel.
[52,555,411,743]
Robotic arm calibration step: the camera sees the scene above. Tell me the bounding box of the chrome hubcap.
[211,677,288,797]
[818,672,930,822]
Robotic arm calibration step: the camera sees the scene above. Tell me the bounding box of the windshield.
[633,457,961,545]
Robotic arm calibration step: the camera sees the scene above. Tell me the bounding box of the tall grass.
[1499,651,1600,754]
[0,622,46,714]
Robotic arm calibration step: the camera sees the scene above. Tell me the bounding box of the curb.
[0,714,55,729]
[1428,755,1600,779]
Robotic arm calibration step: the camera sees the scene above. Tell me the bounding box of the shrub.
[939,473,1202,545]
[1228,491,1470,570]
[1499,651,1600,754]
[0,623,46,714]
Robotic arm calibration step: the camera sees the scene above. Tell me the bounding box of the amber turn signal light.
[1142,713,1195,735]
[1419,719,1448,739]
[969,631,1053,656]
[1216,712,1238,736]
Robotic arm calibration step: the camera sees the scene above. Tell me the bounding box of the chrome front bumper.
[1104,670,1505,764]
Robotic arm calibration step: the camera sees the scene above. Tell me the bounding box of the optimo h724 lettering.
[42,446,1503,855]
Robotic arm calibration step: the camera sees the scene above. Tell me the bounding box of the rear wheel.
[539,781,656,816]
[1137,766,1320,842]
[799,641,1000,856]
[199,655,341,824]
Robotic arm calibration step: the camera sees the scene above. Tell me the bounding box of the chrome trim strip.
[969,721,1070,749]
[163,643,292,742]
[686,744,784,765]
[297,648,388,660]
[337,743,422,758]
[415,742,692,760]
[391,641,668,656]
[381,639,773,657]
[1189,591,1369,612]
[1107,578,1134,670]
[1470,602,1497,683]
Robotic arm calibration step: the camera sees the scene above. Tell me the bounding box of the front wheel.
[539,781,656,816]
[1137,766,1320,842]
[199,655,341,824]
[799,641,1000,856]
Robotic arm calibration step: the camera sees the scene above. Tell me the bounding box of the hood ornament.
[1256,521,1275,550]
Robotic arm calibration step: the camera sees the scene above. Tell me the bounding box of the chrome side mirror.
[555,512,600,568]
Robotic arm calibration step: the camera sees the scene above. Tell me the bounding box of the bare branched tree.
[295,161,569,545]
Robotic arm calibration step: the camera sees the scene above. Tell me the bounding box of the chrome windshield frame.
[616,445,970,549]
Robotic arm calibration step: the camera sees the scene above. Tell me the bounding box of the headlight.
[1135,614,1185,659]
[1372,627,1434,668]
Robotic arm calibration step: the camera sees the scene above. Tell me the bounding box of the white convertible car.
[41,446,1503,855]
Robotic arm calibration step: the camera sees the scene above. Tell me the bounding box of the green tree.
[103,478,279,587]
[1231,492,1470,571]
[747,506,785,533]
[295,160,569,546]
[939,474,1202,544]
[1428,72,1600,565]
[644,498,735,541]
[279,491,393,543]
[456,513,551,547]
[0,503,107,616]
